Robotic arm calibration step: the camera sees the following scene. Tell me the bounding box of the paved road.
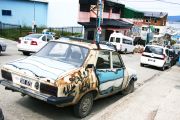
[0,38,162,120]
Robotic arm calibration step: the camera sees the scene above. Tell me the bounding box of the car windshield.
[35,41,89,67]
[26,34,42,38]
[144,46,163,55]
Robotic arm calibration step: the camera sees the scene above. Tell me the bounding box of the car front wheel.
[74,93,93,118]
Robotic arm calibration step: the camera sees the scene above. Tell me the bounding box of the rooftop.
[144,12,168,18]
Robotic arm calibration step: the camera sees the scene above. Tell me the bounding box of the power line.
[121,0,180,5]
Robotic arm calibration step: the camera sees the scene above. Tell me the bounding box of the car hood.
[2,56,78,81]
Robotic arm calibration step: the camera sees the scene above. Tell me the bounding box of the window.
[123,39,132,45]
[154,28,160,33]
[96,51,110,69]
[144,46,163,55]
[104,5,110,12]
[80,4,90,12]
[145,19,150,23]
[2,10,12,16]
[142,27,148,31]
[112,7,120,13]
[47,35,53,41]
[42,36,47,41]
[110,37,115,42]
[154,19,157,23]
[112,52,123,68]
[87,31,94,40]
[116,38,121,43]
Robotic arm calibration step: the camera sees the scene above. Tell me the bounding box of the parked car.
[0,40,7,55]
[17,33,55,55]
[0,108,4,120]
[109,32,135,54]
[0,38,137,118]
[140,45,171,71]
[168,49,179,66]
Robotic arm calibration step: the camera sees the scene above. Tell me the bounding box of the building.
[141,12,168,41]
[78,0,137,41]
[0,0,48,26]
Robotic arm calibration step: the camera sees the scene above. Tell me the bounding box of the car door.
[95,50,125,95]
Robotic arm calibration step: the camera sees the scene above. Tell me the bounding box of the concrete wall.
[0,0,47,26]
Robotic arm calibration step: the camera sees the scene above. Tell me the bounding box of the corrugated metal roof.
[144,12,168,18]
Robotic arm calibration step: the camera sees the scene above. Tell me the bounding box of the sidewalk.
[90,66,180,120]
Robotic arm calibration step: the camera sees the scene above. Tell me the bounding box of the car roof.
[51,37,116,51]
[145,44,166,49]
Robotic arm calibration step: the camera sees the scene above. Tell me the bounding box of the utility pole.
[96,0,103,44]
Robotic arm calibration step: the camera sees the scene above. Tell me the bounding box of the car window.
[112,52,124,68]
[116,38,120,43]
[96,51,110,69]
[122,39,132,45]
[42,35,47,41]
[144,46,163,55]
[47,35,53,41]
[110,37,115,42]
[35,42,89,67]
[26,34,42,39]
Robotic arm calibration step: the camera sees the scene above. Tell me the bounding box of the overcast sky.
[47,0,180,27]
[120,0,180,16]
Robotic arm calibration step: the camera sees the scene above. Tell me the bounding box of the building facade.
[78,0,134,41]
[141,12,168,40]
[0,0,48,27]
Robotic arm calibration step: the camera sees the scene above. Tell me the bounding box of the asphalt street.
[0,38,171,120]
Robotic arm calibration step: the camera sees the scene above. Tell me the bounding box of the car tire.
[140,63,144,67]
[0,108,4,120]
[74,93,93,118]
[23,52,30,56]
[160,65,165,71]
[121,80,135,95]
[124,49,127,54]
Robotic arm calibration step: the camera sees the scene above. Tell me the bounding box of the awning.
[78,18,133,28]
[121,7,144,18]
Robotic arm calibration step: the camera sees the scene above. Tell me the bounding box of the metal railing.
[0,21,83,40]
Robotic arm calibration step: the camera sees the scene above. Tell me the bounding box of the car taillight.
[162,54,166,60]
[31,41,37,45]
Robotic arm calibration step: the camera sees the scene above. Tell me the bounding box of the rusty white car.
[0,38,137,118]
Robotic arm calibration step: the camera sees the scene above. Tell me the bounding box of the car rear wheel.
[23,52,30,56]
[74,93,93,118]
[140,63,144,67]
[160,65,165,71]
[121,80,135,95]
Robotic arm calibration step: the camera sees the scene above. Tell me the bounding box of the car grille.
[1,70,12,81]
[40,83,58,97]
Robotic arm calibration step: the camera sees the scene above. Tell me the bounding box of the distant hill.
[168,16,180,22]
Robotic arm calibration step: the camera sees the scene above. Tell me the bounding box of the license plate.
[148,59,155,62]
[24,41,28,44]
[20,78,32,87]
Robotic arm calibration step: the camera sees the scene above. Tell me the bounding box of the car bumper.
[0,80,74,105]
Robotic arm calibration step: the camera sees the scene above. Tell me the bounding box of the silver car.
[0,40,7,55]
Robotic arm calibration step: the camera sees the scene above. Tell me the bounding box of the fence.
[0,21,83,40]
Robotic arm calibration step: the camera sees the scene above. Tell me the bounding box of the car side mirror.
[85,64,94,70]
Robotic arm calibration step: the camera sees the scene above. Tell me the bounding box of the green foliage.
[0,27,82,41]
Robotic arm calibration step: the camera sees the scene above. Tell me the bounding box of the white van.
[109,32,135,53]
